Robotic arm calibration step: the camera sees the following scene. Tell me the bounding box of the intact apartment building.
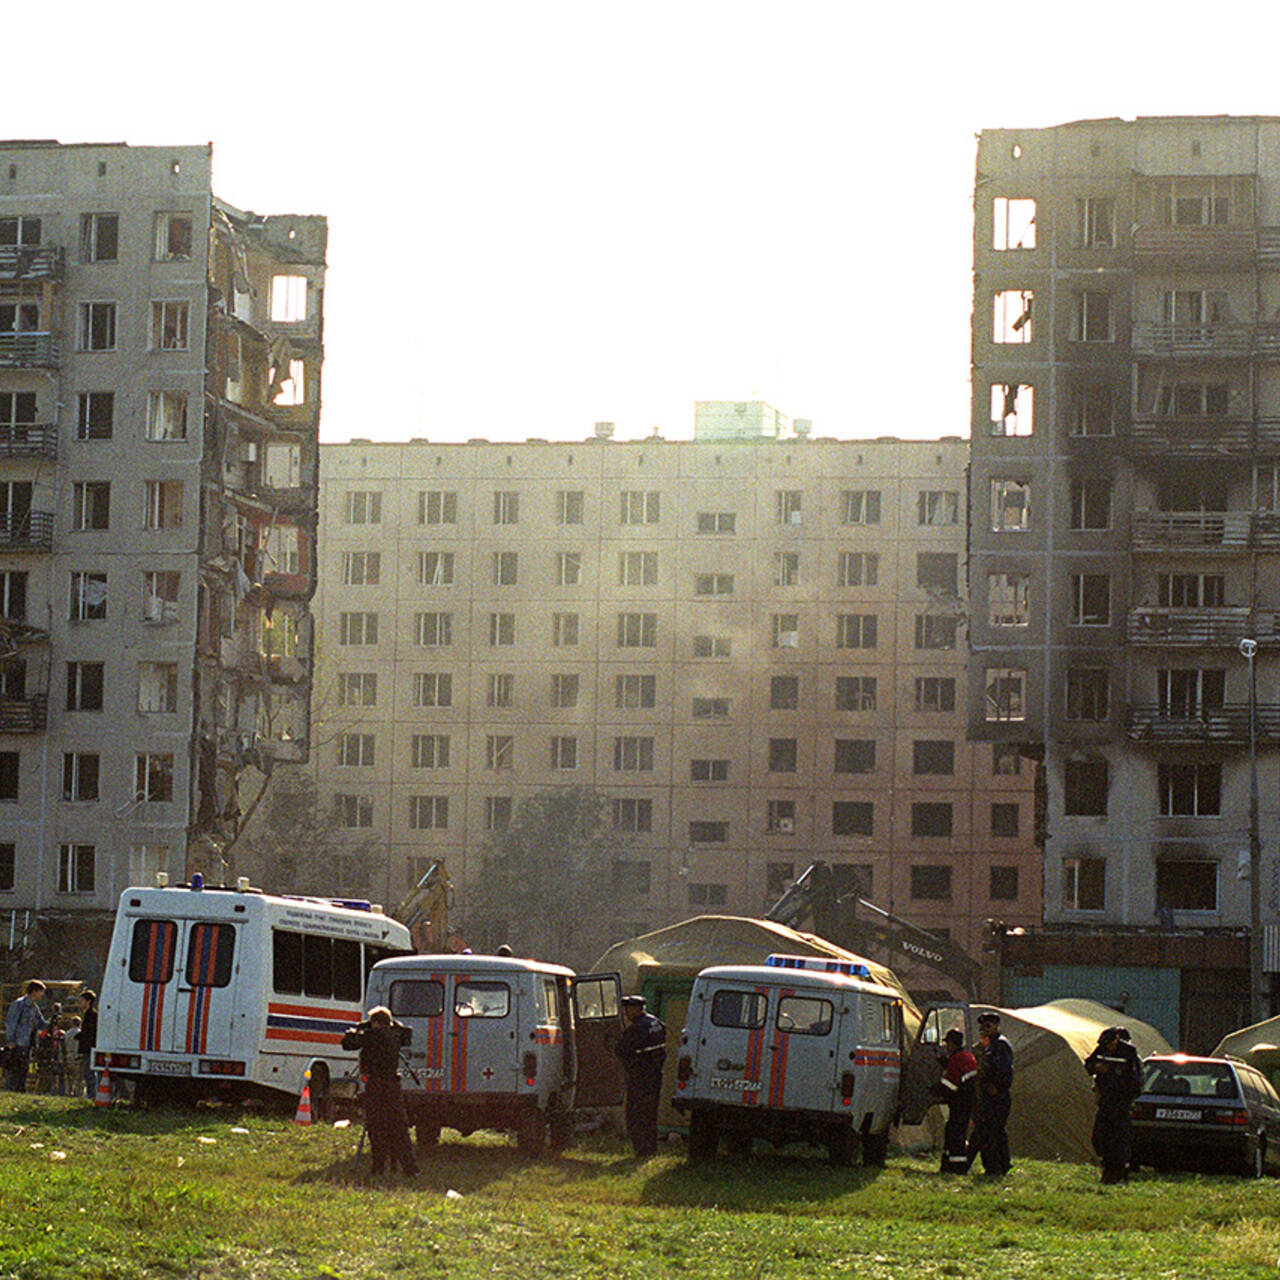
[314,406,1040,970]
[968,116,1280,1045]
[0,141,325,969]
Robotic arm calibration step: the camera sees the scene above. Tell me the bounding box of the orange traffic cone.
[294,1072,312,1125]
[94,1067,112,1108]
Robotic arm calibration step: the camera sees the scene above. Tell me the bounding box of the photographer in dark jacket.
[1085,1026,1142,1184]
[342,1007,418,1179]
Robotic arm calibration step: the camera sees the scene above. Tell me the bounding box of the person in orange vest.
[931,1028,978,1174]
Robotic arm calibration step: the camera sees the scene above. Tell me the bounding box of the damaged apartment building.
[0,141,324,973]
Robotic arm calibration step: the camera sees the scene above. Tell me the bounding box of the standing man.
[342,1007,419,1180]
[1085,1026,1142,1184]
[965,1010,1014,1175]
[932,1028,978,1174]
[4,980,47,1092]
[615,993,666,1157]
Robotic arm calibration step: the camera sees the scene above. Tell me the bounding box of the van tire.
[309,1065,331,1123]
[548,1106,573,1151]
[726,1132,752,1160]
[415,1116,441,1153]
[861,1129,890,1167]
[828,1127,856,1167]
[687,1111,718,1161]
[516,1106,546,1157]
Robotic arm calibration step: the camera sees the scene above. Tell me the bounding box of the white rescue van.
[94,881,411,1109]
[674,954,905,1164]
[363,954,624,1154]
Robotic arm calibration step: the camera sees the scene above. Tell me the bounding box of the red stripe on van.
[267,1003,361,1021]
[767,987,794,1108]
[452,975,470,1092]
[741,985,768,1105]
[533,1026,563,1045]
[264,1029,345,1045]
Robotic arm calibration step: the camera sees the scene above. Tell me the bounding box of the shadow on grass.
[0,1097,254,1137]
[637,1148,884,1208]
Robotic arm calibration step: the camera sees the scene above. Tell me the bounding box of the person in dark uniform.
[1085,1025,1142,1184]
[615,994,666,1157]
[965,1010,1013,1175]
[931,1028,978,1174]
[342,1006,419,1180]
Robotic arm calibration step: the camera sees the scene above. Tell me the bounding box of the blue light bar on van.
[330,899,373,912]
[765,954,873,979]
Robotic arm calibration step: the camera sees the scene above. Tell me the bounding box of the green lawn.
[2,1093,1279,1278]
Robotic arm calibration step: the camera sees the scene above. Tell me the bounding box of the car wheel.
[687,1111,719,1162]
[827,1126,856,1167]
[861,1128,890,1168]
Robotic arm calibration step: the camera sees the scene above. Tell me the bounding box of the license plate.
[149,1059,192,1077]
[1154,1107,1201,1121]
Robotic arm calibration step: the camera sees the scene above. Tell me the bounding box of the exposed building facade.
[314,409,1040,971]
[0,141,324,968]
[967,116,1280,1045]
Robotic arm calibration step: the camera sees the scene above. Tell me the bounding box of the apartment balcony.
[0,423,57,460]
[1133,225,1257,264]
[0,695,47,734]
[1127,417,1262,459]
[0,332,59,369]
[1127,606,1280,647]
[0,245,64,282]
[1130,511,1251,551]
[1256,228,1280,266]
[0,511,53,551]
[1128,703,1280,745]
[1131,322,1280,359]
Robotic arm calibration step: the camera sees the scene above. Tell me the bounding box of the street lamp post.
[1240,637,1265,1023]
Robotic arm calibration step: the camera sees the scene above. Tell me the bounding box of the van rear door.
[451,972,519,1093]
[899,1000,969,1125]
[569,972,623,1108]
[127,917,181,1057]
[171,920,237,1058]
[765,983,840,1111]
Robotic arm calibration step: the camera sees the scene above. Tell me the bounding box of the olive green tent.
[592,914,920,1131]
[962,998,1172,1163]
[1214,1016,1280,1094]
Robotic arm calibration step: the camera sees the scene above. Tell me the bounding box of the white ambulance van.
[673,954,905,1165]
[94,879,411,1110]
[363,954,624,1154]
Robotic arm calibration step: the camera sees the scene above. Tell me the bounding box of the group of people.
[3,980,99,1097]
[934,1011,1142,1183]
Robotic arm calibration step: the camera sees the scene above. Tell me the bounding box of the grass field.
[3,1094,1280,1279]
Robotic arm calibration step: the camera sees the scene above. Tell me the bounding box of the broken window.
[993,290,1034,343]
[418,552,454,586]
[273,359,305,406]
[1156,861,1218,912]
[76,391,113,440]
[485,735,514,771]
[835,613,877,649]
[146,391,187,441]
[1158,762,1221,816]
[65,661,104,712]
[915,677,955,712]
[620,490,660,525]
[840,489,881,525]
[993,743,1021,776]
[270,275,308,323]
[1065,668,1110,722]
[988,573,1030,627]
[79,213,119,263]
[551,612,579,647]
[770,614,798,649]
[911,803,953,838]
[984,668,1025,722]
[1064,759,1108,816]
[917,553,958,594]
[835,676,877,711]
[69,570,107,622]
[142,480,182,530]
[1063,858,1105,911]
[155,213,193,261]
[135,753,174,802]
[151,301,189,351]
[992,197,1036,250]
[1070,383,1115,437]
[62,752,99,802]
[991,479,1031,531]
[78,302,116,351]
[688,823,728,846]
[1069,573,1110,625]
[72,482,110,531]
[410,673,448,707]
[138,661,178,712]
[419,490,457,525]
[614,736,654,771]
[619,551,658,585]
[767,800,797,833]
[838,552,878,587]
[1077,197,1115,248]
[1069,478,1111,531]
[990,383,1034,437]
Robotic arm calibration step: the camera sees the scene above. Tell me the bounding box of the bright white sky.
[20,2,1280,443]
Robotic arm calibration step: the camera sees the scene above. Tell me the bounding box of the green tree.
[468,786,621,968]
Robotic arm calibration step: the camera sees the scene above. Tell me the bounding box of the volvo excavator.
[394,858,454,954]
[765,861,984,999]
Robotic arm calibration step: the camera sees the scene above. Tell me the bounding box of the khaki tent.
[1214,1017,1280,1094]
[967,998,1172,1163]
[593,915,920,1131]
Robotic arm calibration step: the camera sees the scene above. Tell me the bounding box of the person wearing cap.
[1084,1025,1142,1184]
[964,1011,1013,1175]
[931,1028,978,1174]
[614,994,666,1157]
